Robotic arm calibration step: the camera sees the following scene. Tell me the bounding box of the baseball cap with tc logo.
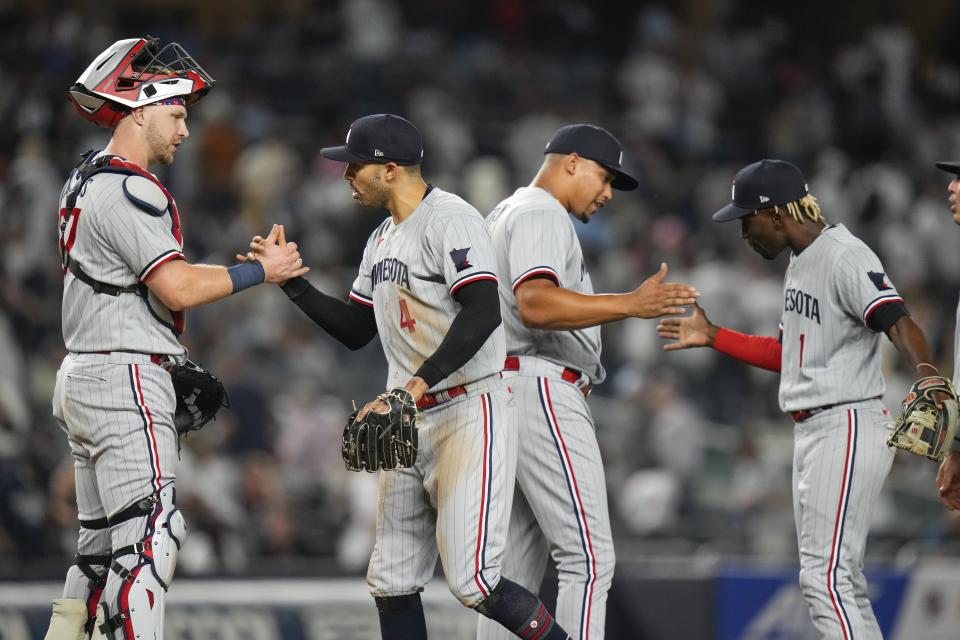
[320,114,424,166]
[712,159,810,222]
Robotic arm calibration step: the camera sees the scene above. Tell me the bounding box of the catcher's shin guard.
[99,483,186,639]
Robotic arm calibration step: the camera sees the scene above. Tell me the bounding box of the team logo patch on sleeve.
[867,271,892,291]
[449,247,472,272]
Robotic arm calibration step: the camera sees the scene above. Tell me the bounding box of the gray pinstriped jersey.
[779,224,903,411]
[349,188,505,390]
[57,153,186,357]
[486,186,604,385]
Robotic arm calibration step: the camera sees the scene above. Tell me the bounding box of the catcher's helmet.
[68,37,215,128]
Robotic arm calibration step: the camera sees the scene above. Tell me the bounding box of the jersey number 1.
[799,333,805,368]
[399,298,417,333]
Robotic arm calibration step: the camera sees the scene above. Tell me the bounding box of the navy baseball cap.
[935,161,960,175]
[320,114,424,166]
[544,124,639,191]
[712,159,809,222]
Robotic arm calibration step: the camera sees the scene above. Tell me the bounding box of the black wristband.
[280,276,311,299]
[414,361,446,389]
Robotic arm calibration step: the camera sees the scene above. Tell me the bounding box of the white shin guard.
[99,483,186,639]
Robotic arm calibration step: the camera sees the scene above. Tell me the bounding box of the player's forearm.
[516,286,633,330]
[887,317,938,375]
[281,277,377,349]
[416,280,501,387]
[713,328,782,372]
[148,262,235,311]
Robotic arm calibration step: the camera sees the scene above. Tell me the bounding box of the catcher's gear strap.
[414,279,501,388]
[68,259,144,297]
[107,495,156,527]
[100,483,185,639]
[80,516,110,530]
[61,151,175,298]
[713,328,782,373]
[75,554,110,636]
[280,276,377,350]
[75,553,110,583]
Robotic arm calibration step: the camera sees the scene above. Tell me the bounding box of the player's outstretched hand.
[256,224,310,284]
[657,302,716,350]
[937,451,960,510]
[628,262,699,319]
[235,235,266,263]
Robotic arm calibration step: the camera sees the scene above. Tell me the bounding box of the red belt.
[789,396,882,423]
[789,407,829,423]
[91,351,174,368]
[417,385,468,410]
[503,356,590,397]
[503,356,581,384]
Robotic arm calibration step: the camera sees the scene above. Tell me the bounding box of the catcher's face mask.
[68,36,215,128]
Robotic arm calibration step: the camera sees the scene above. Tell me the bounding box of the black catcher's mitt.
[342,388,418,472]
[171,360,228,434]
[887,375,960,461]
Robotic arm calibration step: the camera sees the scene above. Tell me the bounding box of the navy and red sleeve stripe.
[451,271,497,297]
[511,266,560,293]
[348,288,374,307]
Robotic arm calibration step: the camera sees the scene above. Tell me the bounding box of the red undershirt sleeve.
[712,327,782,373]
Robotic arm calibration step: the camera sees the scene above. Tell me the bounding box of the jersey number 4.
[398,298,417,333]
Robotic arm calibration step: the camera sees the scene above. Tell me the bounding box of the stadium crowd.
[3,0,960,579]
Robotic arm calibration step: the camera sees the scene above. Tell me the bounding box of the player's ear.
[383,162,399,182]
[130,107,147,126]
[564,153,580,177]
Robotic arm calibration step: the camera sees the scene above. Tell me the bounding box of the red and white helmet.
[68,37,215,128]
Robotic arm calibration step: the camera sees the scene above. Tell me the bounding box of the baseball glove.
[171,360,228,434]
[342,388,418,472]
[887,375,960,461]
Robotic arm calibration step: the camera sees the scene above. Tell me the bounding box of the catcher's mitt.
[342,388,418,472]
[171,360,228,434]
[887,375,960,461]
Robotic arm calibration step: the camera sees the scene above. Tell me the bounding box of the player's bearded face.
[345,163,390,208]
[144,105,188,166]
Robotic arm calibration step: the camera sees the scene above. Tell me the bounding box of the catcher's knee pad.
[99,483,186,639]
[44,598,106,640]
